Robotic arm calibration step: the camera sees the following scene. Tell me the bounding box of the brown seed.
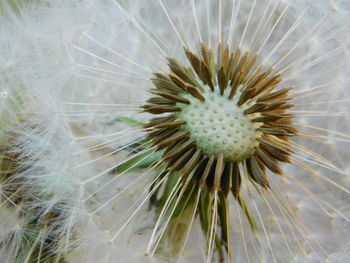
[217,67,228,95]
[152,77,183,93]
[220,163,233,197]
[141,105,181,114]
[185,49,204,81]
[146,97,175,105]
[200,61,214,90]
[243,103,267,115]
[170,148,196,171]
[181,149,203,179]
[257,87,292,102]
[255,148,282,174]
[214,153,225,189]
[167,57,196,86]
[163,138,196,160]
[150,90,191,104]
[231,163,241,198]
[199,155,215,187]
[153,120,187,129]
[156,130,190,149]
[145,115,176,128]
[185,84,206,102]
[246,156,270,189]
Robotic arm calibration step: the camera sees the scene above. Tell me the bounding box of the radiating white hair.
[1,0,350,262]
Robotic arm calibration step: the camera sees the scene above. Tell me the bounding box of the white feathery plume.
[0,86,100,261]
[0,2,99,261]
[1,1,153,262]
[0,206,25,263]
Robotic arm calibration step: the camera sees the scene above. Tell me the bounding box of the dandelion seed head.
[143,42,296,194]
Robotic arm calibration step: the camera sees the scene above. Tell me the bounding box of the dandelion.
[1,0,350,262]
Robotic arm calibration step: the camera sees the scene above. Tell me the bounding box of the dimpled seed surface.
[176,87,260,162]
